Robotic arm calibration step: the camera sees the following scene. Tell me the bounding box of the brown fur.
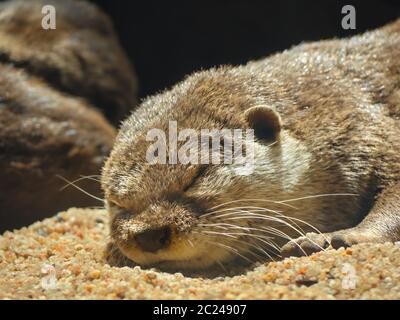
[102,20,400,273]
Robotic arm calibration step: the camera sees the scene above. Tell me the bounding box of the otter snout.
[134,227,172,253]
[107,200,201,266]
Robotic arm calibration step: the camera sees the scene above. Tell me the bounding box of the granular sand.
[1,208,399,299]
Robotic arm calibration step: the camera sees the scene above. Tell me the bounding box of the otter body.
[102,20,400,272]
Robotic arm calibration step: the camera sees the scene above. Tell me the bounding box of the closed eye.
[182,166,208,192]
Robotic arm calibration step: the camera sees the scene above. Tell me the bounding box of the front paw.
[329,230,385,249]
[281,228,386,258]
[281,232,331,258]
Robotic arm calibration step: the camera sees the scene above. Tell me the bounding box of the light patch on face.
[118,233,233,270]
[229,162,255,176]
[212,134,311,195]
[272,133,312,193]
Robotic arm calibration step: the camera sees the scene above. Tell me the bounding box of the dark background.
[91,0,400,100]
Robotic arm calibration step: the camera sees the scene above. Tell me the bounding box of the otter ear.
[244,106,282,140]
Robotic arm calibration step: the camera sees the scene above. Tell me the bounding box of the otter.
[102,20,400,273]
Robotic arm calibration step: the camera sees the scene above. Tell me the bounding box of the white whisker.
[56,175,104,203]
[187,239,195,248]
[207,198,297,212]
[202,205,281,219]
[201,224,281,252]
[278,193,358,203]
[59,175,102,191]
[202,238,254,265]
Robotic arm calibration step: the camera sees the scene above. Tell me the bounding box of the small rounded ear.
[244,106,282,140]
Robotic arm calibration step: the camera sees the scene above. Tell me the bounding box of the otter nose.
[134,227,171,253]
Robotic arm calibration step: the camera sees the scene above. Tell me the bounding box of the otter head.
[102,70,312,272]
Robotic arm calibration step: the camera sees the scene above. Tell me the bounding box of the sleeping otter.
[102,19,400,273]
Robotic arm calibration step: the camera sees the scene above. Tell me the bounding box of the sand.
[1,207,399,300]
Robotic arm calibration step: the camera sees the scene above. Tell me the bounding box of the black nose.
[134,227,172,253]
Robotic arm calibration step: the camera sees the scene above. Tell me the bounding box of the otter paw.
[281,232,331,258]
[281,229,387,258]
[330,230,385,249]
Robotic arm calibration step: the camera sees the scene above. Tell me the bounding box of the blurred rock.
[0,0,138,123]
[0,0,139,231]
[0,64,116,231]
